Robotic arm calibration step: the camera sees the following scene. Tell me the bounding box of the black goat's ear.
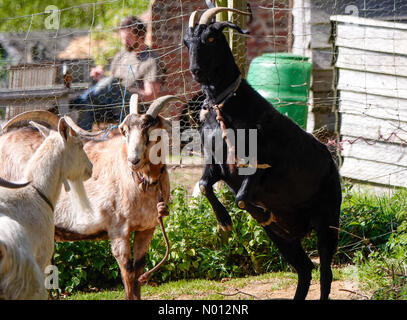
[212,21,250,35]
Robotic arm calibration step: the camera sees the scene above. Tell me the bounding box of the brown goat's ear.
[119,114,131,137]
[158,116,172,134]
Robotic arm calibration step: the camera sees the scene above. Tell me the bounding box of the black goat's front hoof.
[217,223,232,245]
[219,223,232,232]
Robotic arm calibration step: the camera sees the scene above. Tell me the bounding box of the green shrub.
[337,186,403,262]
[145,186,285,283]
[53,184,407,295]
[54,240,121,293]
[352,192,407,300]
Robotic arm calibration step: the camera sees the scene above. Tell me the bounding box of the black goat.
[183,7,342,300]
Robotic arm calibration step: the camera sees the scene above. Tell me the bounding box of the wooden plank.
[337,69,407,99]
[340,113,407,143]
[312,48,334,70]
[340,157,407,188]
[338,90,407,122]
[312,69,334,92]
[333,22,407,55]
[292,0,312,58]
[313,91,336,109]
[335,47,407,77]
[331,15,407,31]
[310,23,331,49]
[341,135,407,167]
[310,8,331,25]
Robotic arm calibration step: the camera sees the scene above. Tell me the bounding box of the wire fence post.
[216,0,230,44]
[228,0,247,77]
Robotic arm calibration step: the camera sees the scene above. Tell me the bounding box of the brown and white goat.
[0,95,182,300]
[0,114,92,299]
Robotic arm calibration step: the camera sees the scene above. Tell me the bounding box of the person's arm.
[134,80,161,102]
[128,55,163,102]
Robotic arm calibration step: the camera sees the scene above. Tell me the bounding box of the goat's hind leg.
[264,225,314,300]
[132,228,155,300]
[109,234,134,300]
[314,214,339,300]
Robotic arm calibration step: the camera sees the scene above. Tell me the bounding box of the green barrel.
[247,53,312,129]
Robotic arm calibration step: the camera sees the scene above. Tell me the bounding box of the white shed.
[332,15,407,188]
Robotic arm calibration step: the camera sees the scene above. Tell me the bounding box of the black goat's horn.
[146,95,187,119]
[199,7,251,25]
[2,110,60,132]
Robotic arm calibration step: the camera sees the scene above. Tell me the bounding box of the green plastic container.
[247,53,312,129]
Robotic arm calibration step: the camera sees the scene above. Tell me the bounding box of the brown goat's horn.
[199,7,251,25]
[0,177,30,189]
[146,95,187,119]
[63,115,103,137]
[2,110,60,132]
[188,10,199,28]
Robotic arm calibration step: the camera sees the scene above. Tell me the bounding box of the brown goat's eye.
[207,37,215,43]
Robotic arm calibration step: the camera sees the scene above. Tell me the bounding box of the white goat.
[0,114,92,299]
[0,95,183,300]
[0,215,46,299]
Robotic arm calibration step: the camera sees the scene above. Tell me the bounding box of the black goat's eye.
[207,37,215,43]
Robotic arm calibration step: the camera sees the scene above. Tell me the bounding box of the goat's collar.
[32,185,54,212]
[208,74,242,107]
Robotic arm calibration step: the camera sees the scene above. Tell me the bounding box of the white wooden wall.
[332,15,407,188]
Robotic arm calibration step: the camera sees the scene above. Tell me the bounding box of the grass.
[63,266,351,300]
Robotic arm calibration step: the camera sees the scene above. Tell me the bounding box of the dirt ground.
[146,276,368,301]
[168,165,203,195]
[217,279,366,300]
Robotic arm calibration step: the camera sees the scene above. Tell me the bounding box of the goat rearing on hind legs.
[184,7,342,300]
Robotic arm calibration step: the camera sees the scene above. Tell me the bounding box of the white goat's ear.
[57,118,76,141]
[29,121,50,138]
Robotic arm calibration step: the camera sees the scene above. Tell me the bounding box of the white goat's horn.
[0,177,30,189]
[63,115,103,137]
[199,7,251,25]
[188,10,199,28]
[2,110,60,132]
[146,95,187,119]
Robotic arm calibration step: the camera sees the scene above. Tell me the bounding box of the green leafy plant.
[53,184,407,298]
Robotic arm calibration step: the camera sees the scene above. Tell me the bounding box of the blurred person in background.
[71,16,165,130]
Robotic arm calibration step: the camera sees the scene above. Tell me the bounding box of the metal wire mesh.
[1,0,407,191]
